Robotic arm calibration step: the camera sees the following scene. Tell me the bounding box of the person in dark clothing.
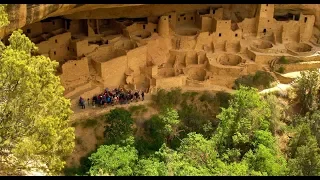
[134,91,140,101]
[79,97,85,109]
[141,91,145,101]
[92,96,97,107]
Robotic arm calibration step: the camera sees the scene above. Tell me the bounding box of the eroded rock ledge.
[1,4,320,38]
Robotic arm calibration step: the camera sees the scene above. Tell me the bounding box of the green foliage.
[0,21,74,174]
[81,119,98,128]
[214,86,271,155]
[278,56,289,64]
[234,71,276,90]
[295,69,320,113]
[276,66,285,74]
[104,108,134,145]
[0,5,9,28]
[88,144,138,176]
[263,94,286,135]
[199,91,215,103]
[134,158,168,176]
[214,91,232,109]
[152,88,183,110]
[287,123,320,176]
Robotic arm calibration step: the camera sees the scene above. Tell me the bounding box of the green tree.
[0,7,74,175]
[288,123,320,176]
[134,157,168,176]
[88,144,138,176]
[214,86,271,156]
[104,108,134,145]
[264,94,286,135]
[155,143,211,176]
[159,108,182,145]
[295,69,320,114]
[0,5,9,29]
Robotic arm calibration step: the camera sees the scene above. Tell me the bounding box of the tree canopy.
[0,5,75,175]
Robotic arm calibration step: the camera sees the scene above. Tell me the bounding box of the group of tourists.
[79,88,145,109]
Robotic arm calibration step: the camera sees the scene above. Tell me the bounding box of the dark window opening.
[213,10,216,14]
[74,63,77,66]
[67,47,69,50]
[66,19,71,30]
[191,17,193,20]
[169,15,171,18]
[164,18,166,20]
[305,17,308,23]
[178,18,180,21]
[154,29,156,32]
[235,33,238,37]
[52,21,55,25]
[54,51,56,55]
[106,40,108,44]
[266,4,268,6]
[184,17,186,20]
[219,33,221,37]
[26,29,31,34]
[180,14,185,17]
[55,39,58,43]
[263,29,267,33]
[143,25,146,29]
[274,13,299,21]
[268,20,270,22]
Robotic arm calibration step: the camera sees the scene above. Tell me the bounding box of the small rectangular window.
[55,39,58,43]
[54,51,56,55]
[26,29,31,33]
[219,33,221,37]
[184,17,186,20]
[154,29,156,32]
[169,15,171,18]
[305,17,308,23]
[191,17,193,20]
[143,25,146,29]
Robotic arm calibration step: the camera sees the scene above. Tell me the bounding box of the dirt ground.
[66,94,158,167]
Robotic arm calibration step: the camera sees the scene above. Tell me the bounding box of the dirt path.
[70,95,153,122]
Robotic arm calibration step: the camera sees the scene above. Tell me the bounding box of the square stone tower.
[256,4,274,37]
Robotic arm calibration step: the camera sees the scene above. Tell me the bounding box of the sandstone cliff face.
[1,4,320,38]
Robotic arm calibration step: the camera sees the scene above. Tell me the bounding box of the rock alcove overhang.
[1,4,320,38]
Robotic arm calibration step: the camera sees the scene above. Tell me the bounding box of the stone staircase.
[262,65,280,84]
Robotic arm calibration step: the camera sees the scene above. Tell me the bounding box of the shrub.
[278,56,289,64]
[277,66,285,74]
[81,119,98,128]
[234,70,276,90]
[152,88,183,110]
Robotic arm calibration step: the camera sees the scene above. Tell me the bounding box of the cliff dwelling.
[7,4,320,108]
